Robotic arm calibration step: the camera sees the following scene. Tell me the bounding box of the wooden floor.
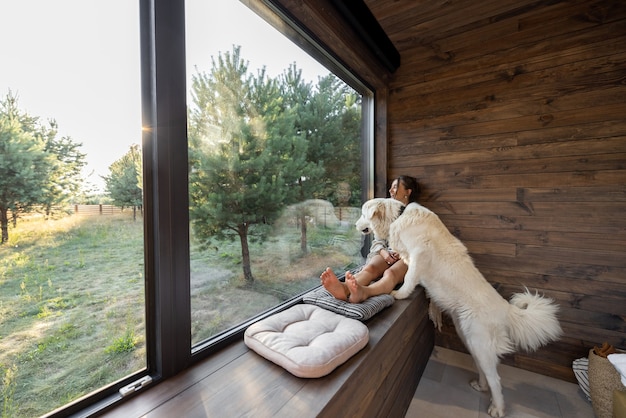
[100,287,435,418]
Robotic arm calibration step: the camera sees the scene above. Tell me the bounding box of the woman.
[320,175,420,303]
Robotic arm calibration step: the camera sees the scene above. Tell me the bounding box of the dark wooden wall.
[267,0,626,382]
[364,0,626,382]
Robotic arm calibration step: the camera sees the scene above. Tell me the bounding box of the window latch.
[119,375,153,397]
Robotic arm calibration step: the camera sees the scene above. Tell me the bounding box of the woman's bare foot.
[320,267,349,301]
[346,272,367,303]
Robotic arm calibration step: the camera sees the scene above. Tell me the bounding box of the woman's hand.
[380,249,399,265]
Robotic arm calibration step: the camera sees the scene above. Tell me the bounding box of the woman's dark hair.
[397,175,420,203]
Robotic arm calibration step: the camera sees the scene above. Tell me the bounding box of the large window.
[0,0,373,416]
[0,1,145,417]
[185,0,368,347]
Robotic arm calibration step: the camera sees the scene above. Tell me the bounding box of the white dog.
[356,198,562,418]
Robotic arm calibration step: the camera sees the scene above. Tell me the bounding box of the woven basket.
[588,348,626,418]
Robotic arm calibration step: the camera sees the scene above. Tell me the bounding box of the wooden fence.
[73,204,124,216]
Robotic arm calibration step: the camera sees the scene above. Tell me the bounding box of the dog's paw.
[470,379,488,392]
[487,402,505,417]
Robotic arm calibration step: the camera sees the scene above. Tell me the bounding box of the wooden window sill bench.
[101,286,434,418]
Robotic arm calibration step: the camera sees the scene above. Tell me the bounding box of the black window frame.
[142,0,379,373]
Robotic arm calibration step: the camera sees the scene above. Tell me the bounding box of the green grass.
[0,214,145,417]
[0,210,363,417]
[188,221,361,343]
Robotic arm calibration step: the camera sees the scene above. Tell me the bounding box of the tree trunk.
[299,212,307,254]
[238,223,254,283]
[0,206,8,244]
[297,180,308,254]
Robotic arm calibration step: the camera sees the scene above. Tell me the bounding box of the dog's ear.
[366,200,385,221]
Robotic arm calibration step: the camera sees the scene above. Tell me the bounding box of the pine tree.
[189,46,314,282]
[279,64,325,252]
[306,74,362,205]
[103,144,143,220]
[40,122,87,217]
[278,69,362,251]
[0,93,55,243]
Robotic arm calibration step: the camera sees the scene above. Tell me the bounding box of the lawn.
[0,214,145,417]
[0,210,362,417]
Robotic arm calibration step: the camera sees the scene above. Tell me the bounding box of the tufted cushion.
[303,287,394,321]
[244,304,369,378]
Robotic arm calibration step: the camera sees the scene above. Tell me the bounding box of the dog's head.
[355,198,405,240]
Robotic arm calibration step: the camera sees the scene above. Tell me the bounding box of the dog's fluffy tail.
[507,289,562,352]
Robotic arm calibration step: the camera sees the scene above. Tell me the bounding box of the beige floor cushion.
[244,304,369,378]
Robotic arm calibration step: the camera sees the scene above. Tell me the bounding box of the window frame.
[45,0,384,415]
[143,0,378,370]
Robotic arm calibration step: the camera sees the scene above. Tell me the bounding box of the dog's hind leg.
[451,316,490,393]
[456,316,505,417]
[468,345,505,418]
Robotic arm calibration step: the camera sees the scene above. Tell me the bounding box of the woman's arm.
[367,237,388,262]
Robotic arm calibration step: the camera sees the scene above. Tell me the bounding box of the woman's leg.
[353,255,388,286]
[320,255,388,300]
[346,261,408,303]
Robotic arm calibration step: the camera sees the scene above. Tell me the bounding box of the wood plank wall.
[263,0,625,382]
[364,0,626,381]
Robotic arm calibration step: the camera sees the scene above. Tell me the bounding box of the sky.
[0,0,329,192]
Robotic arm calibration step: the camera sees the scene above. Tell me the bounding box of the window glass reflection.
[186,0,365,345]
